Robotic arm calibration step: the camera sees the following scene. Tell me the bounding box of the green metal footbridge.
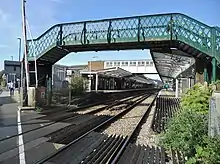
[27,13,220,86]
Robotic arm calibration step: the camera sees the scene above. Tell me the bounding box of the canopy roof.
[81,67,132,78]
[81,67,155,84]
[128,76,154,84]
[152,51,195,81]
[96,67,132,78]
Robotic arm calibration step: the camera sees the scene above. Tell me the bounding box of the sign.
[67,70,72,76]
[41,92,45,99]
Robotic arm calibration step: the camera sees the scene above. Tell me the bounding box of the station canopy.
[81,67,155,84]
[151,50,195,81]
[96,67,132,78]
[128,76,154,84]
[79,67,133,78]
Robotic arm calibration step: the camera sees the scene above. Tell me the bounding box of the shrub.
[159,110,208,158]
[70,76,85,96]
[187,136,220,164]
[159,83,220,163]
[180,83,212,114]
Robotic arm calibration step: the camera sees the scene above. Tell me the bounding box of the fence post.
[209,92,220,137]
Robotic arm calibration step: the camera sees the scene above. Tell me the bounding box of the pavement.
[0,91,19,163]
[159,89,175,97]
[0,90,18,139]
[0,90,71,164]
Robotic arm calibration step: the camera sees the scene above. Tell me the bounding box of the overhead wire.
[26,18,38,88]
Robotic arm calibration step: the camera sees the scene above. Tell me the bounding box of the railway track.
[36,91,158,164]
[43,93,149,145]
[0,92,143,142]
[0,91,152,160]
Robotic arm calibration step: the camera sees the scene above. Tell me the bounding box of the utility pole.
[17,37,22,95]
[21,0,30,91]
[17,38,21,62]
[11,56,13,61]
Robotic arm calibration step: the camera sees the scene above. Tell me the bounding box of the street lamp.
[88,56,98,92]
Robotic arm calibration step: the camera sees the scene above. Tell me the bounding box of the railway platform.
[159,89,175,97]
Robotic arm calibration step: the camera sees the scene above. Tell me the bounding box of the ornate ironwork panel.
[110,18,138,43]
[140,15,171,41]
[215,27,220,63]
[85,20,109,44]
[173,14,212,55]
[28,25,60,58]
[62,23,84,46]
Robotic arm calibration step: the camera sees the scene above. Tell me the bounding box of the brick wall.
[88,61,104,71]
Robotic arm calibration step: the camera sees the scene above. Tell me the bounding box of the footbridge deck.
[27,13,220,83]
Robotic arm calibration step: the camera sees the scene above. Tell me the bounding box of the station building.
[51,59,160,91]
[4,60,21,87]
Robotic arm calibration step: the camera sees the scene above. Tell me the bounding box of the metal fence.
[209,92,220,137]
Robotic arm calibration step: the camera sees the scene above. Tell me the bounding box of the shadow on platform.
[0,96,17,106]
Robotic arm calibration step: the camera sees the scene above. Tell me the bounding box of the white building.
[103,59,160,80]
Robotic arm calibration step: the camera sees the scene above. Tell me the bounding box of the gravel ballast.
[102,95,156,137]
[135,102,158,147]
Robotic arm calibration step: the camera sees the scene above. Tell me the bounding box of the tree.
[0,70,6,88]
[70,76,85,96]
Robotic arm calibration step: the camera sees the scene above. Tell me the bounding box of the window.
[130,61,136,66]
[146,61,149,66]
[138,61,145,66]
[149,61,154,65]
[106,62,112,67]
[114,62,120,66]
[121,62,128,66]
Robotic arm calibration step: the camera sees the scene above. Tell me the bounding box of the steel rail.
[36,92,154,164]
[109,92,159,164]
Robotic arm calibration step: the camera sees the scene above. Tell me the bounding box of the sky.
[0,0,219,69]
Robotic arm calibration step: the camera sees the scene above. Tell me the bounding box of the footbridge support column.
[29,61,53,107]
[175,78,179,98]
[95,74,98,92]
[212,57,217,82]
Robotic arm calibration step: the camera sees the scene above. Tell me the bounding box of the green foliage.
[212,80,220,85]
[70,76,85,96]
[159,110,208,157]
[36,106,43,112]
[159,83,220,163]
[211,80,220,91]
[180,83,212,114]
[187,136,220,164]
[0,73,6,88]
